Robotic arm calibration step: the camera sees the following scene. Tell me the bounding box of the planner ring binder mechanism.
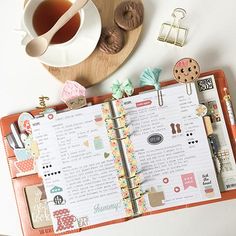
[102,100,147,216]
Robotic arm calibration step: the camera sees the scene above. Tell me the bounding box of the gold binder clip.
[158,8,188,47]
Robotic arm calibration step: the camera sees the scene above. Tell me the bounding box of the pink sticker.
[53,208,77,232]
[176,59,189,68]
[181,173,197,190]
[15,159,34,173]
[136,100,152,108]
[61,81,86,103]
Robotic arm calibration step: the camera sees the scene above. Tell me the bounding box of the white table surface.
[1,0,236,236]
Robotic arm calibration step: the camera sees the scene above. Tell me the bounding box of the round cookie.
[114,1,144,31]
[173,58,200,83]
[98,26,124,54]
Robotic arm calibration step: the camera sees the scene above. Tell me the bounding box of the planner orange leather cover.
[1,69,236,236]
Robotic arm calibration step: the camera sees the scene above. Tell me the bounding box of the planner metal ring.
[128,184,140,190]
[140,190,149,196]
[105,114,126,121]
[130,196,142,201]
[121,184,140,190]
[123,196,130,200]
[109,125,128,130]
[119,174,137,179]
[110,135,129,141]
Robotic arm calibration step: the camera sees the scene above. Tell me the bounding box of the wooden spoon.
[25,0,88,57]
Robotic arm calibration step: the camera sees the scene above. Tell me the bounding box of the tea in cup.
[23,0,84,45]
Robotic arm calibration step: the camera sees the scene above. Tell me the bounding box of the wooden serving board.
[42,0,143,87]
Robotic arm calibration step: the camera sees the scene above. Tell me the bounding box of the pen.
[223,88,236,144]
[208,134,222,175]
[204,116,222,174]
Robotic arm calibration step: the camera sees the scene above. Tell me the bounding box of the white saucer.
[26,0,101,67]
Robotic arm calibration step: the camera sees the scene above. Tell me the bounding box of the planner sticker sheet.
[31,104,126,234]
[121,84,221,210]
[196,75,236,191]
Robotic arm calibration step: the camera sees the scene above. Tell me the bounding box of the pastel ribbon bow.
[111,79,134,99]
[140,68,162,90]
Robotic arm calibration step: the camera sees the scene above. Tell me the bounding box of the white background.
[1,0,236,236]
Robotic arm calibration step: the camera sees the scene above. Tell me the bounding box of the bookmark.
[140,68,163,106]
[173,58,200,95]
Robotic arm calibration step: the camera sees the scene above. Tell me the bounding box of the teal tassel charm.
[140,68,162,90]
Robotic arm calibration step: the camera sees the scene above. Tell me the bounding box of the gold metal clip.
[158,8,188,47]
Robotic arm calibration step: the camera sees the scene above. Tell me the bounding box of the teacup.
[22,0,84,46]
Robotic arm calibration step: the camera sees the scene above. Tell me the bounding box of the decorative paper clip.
[158,8,188,47]
[111,79,134,100]
[140,68,163,106]
[173,58,200,95]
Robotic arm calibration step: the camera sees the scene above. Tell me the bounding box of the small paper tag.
[66,96,87,110]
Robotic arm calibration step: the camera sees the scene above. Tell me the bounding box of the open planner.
[31,80,221,234]
[1,70,236,236]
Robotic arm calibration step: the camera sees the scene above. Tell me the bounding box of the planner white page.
[121,84,221,210]
[31,104,126,234]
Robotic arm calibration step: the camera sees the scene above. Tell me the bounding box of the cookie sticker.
[173,58,200,83]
